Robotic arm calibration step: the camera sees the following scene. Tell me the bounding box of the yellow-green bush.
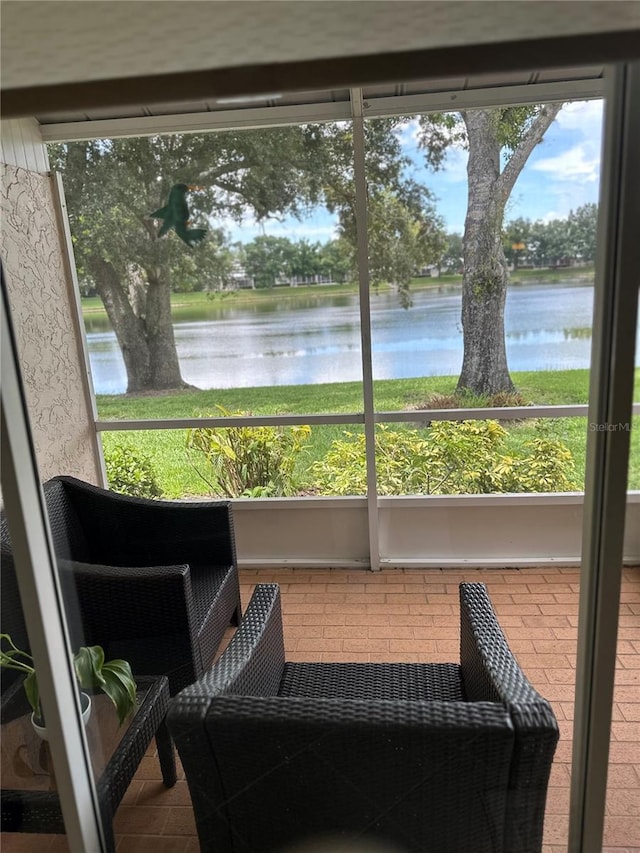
[311,420,578,496]
[186,406,311,497]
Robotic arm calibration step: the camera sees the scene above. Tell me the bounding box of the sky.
[223,98,604,244]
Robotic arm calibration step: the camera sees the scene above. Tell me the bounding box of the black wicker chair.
[1,475,241,695]
[168,582,558,853]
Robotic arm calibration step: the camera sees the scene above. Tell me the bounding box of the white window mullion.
[351,86,380,572]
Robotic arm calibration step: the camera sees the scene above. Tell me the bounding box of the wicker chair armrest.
[174,583,284,705]
[57,558,197,644]
[459,583,558,853]
[58,557,191,583]
[49,476,236,567]
[459,582,547,707]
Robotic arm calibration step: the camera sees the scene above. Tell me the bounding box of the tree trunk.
[457,111,514,396]
[90,258,190,393]
[456,104,562,396]
[145,267,187,389]
[90,257,152,393]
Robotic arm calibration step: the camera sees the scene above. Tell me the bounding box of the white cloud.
[531,142,600,183]
[397,115,467,154]
[555,99,603,134]
[440,146,468,183]
[222,211,339,244]
[539,210,566,224]
[261,222,339,240]
[395,117,421,147]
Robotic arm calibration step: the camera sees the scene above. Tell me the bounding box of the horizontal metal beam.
[363,78,604,118]
[40,77,604,142]
[96,412,365,431]
[377,404,594,422]
[95,402,639,433]
[40,100,352,142]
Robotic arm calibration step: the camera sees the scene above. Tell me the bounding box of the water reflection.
[85,282,638,395]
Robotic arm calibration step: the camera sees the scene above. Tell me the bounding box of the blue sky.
[224,99,603,243]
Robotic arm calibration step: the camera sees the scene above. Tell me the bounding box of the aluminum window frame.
[1,272,106,851]
[4,63,637,853]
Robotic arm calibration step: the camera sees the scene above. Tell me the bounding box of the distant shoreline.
[81,267,596,317]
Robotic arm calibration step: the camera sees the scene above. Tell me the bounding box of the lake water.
[86,282,639,395]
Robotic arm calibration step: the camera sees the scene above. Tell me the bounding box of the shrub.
[487,390,531,408]
[420,389,531,410]
[104,444,163,498]
[311,419,578,496]
[186,406,311,497]
[492,421,579,493]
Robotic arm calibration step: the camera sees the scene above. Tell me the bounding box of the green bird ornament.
[150,183,207,247]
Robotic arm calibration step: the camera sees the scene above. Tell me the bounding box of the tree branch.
[498,103,563,203]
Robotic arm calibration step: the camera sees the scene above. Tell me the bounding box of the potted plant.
[1,633,137,737]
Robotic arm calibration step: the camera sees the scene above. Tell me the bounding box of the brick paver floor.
[3,565,638,853]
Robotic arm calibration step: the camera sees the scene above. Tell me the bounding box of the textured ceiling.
[2,0,639,90]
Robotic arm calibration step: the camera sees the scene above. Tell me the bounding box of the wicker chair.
[168,582,558,853]
[1,475,241,695]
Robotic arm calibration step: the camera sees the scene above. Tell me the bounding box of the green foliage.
[305,120,447,295]
[416,112,467,169]
[337,186,446,298]
[568,203,598,264]
[311,420,579,496]
[318,238,354,282]
[417,106,552,163]
[240,235,347,289]
[493,421,578,493]
[104,443,163,498]
[440,232,464,273]
[495,105,545,152]
[74,646,138,726]
[51,121,452,390]
[503,217,534,268]
[243,235,296,288]
[186,406,311,497]
[504,205,598,268]
[0,634,137,726]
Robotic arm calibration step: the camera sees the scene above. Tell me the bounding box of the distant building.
[416,265,440,278]
[230,262,254,289]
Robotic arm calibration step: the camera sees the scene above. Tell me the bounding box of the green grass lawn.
[97,368,639,498]
[96,367,624,421]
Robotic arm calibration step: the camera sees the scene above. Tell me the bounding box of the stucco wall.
[1,158,101,483]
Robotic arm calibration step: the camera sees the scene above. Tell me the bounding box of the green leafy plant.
[104,443,163,499]
[311,420,578,496]
[0,634,137,726]
[492,420,578,493]
[186,405,311,497]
